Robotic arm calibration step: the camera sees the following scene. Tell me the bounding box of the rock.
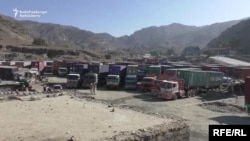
[68,135,77,141]
[110,108,115,112]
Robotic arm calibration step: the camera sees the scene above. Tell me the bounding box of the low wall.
[97,120,190,141]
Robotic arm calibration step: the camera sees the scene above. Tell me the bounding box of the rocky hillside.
[119,21,240,52]
[206,18,250,54]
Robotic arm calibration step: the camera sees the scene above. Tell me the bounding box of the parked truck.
[125,65,138,90]
[71,64,89,78]
[80,73,98,88]
[53,60,67,76]
[87,64,109,86]
[157,70,224,100]
[66,73,81,88]
[106,65,126,89]
[147,65,161,76]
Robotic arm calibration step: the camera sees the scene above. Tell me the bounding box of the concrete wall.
[97,120,190,141]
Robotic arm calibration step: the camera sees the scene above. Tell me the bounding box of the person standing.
[89,83,93,94]
[92,83,96,95]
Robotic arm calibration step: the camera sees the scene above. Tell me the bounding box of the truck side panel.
[177,70,223,88]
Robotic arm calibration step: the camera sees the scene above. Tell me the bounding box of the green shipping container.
[147,65,161,76]
[177,70,224,89]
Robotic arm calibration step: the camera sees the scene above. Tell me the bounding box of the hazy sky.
[1,0,250,37]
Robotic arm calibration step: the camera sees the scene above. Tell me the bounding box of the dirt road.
[34,77,250,140]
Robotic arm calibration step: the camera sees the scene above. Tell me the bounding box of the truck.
[87,64,109,86]
[43,66,53,76]
[245,76,250,115]
[138,75,157,92]
[58,67,68,77]
[147,65,161,76]
[71,64,88,78]
[156,70,224,100]
[125,65,138,90]
[137,64,150,81]
[66,73,81,88]
[80,73,98,88]
[52,60,67,76]
[106,65,126,89]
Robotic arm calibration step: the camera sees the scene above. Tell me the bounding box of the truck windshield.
[126,77,136,80]
[44,67,52,72]
[162,83,172,89]
[59,68,67,72]
[67,75,79,80]
[107,76,118,80]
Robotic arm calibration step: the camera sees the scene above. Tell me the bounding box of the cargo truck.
[137,64,150,82]
[245,76,250,115]
[157,70,224,100]
[58,67,68,77]
[80,73,98,88]
[87,64,109,86]
[125,65,138,90]
[52,60,67,76]
[147,65,161,76]
[66,73,80,88]
[106,65,126,89]
[71,64,88,78]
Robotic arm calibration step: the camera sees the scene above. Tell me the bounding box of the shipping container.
[177,70,224,89]
[147,65,161,76]
[244,76,250,105]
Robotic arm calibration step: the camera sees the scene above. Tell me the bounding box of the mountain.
[0,13,243,57]
[119,21,241,52]
[206,18,250,54]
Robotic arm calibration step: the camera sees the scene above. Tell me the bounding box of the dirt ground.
[0,94,171,141]
[1,76,250,141]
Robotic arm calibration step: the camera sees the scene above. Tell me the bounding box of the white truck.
[66,74,80,88]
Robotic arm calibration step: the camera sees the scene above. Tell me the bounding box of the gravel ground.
[8,76,249,141]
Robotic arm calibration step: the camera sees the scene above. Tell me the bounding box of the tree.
[32,38,47,46]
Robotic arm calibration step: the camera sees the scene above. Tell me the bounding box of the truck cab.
[139,76,157,92]
[58,67,68,77]
[81,73,98,88]
[124,75,138,90]
[157,80,185,100]
[106,74,120,89]
[66,74,80,88]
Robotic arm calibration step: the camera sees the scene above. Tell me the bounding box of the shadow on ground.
[209,115,250,125]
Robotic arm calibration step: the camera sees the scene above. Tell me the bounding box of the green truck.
[147,65,161,76]
[125,65,138,90]
[176,69,224,96]
[80,73,98,88]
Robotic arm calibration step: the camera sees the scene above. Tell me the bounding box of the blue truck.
[106,65,126,89]
[125,65,138,90]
